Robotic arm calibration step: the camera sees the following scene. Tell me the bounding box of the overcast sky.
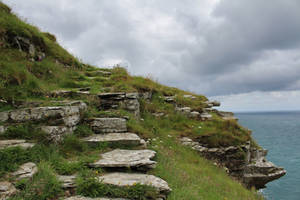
[3,0,300,112]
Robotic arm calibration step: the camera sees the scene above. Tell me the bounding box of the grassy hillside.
[0,2,262,200]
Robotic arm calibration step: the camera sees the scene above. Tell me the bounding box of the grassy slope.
[0,2,262,200]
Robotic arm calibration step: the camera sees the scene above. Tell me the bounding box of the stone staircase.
[0,94,171,200]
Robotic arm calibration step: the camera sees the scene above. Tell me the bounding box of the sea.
[236,111,300,200]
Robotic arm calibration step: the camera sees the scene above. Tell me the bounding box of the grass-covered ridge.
[0,2,262,199]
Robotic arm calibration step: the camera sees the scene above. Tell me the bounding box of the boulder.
[183,95,196,99]
[163,96,176,103]
[82,133,142,147]
[90,149,157,170]
[205,101,221,107]
[89,118,127,133]
[0,140,35,150]
[199,113,212,120]
[218,111,238,121]
[98,173,171,196]
[0,182,17,200]
[12,162,38,180]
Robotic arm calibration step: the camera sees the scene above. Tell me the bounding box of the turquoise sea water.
[236,111,300,200]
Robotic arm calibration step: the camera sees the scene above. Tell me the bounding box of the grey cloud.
[3,0,300,97]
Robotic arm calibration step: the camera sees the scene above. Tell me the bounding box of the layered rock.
[98,173,171,198]
[0,182,17,200]
[12,162,38,180]
[58,175,77,189]
[98,92,140,117]
[82,133,143,147]
[180,137,286,189]
[89,118,127,133]
[90,149,157,170]
[0,140,35,150]
[217,111,238,121]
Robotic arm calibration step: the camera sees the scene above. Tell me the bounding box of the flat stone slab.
[12,162,38,180]
[0,140,35,150]
[64,196,128,200]
[82,133,142,146]
[0,182,17,200]
[89,118,127,133]
[90,149,157,170]
[58,175,77,188]
[98,173,171,195]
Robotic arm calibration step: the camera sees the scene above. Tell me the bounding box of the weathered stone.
[0,182,17,200]
[82,133,142,146]
[12,162,38,180]
[190,111,200,118]
[0,140,35,150]
[98,173,171,195]
[0,112,9,122]
[205,101,221,107]
[58,175,77,188]
[64,196,128,200]
[90,149,157,170]
[139,92,152,101]
[180,137,286,189]
[183,95,196,99]
[199,113,212,120]
[0,126,7,134]
[163,96,175,103]
[218,111,238,121]
[89,118,127,133]
[2,103,87,128]
[152,113,165,117]
[41,126,73,143]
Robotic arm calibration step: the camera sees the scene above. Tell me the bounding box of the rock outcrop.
[90,149,157,170]
[180,137,286,189]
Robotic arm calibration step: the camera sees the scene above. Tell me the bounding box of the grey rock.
[89,118,127,133]
[0,182,17,200]
[98,173,171,195]
[183,95,196,99]
[190,111,200,118]
[82,133,142,146]
[164,96,176,103]
[218,111,238,121]
[0,140,35,150]
[152,113,165,117]
[139,92,152,101]
[200,113,212,120]
[0,112,9,122]
[205,101,221,107]
[58,175,77,188]
[125,93,139,99]
[0,126,7,134]
[90,149,157,170]
[64,196,128,200]
[12,162,38,180]
[41,126,73,143]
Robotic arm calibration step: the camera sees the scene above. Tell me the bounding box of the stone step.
[89,118,127,133]
[89,149,157,170]
[98,173,171,197]
[59,173,171,198]
[12,162,38,180]
[82,133,143,147]
[64,196,128,200]
[0,140,35,150]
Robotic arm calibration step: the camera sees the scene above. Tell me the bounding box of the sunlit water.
[236,111,300,200]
